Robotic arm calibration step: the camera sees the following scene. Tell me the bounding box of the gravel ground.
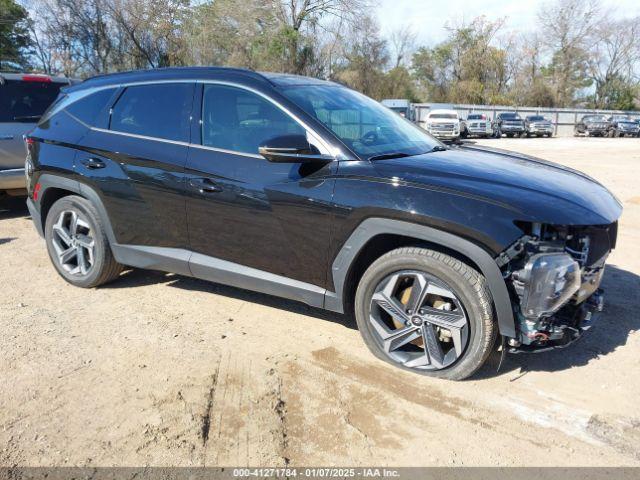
[1,137,639,467]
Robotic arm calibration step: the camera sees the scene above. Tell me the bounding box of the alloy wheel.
[369,270,469,370]
[51,210,95,276]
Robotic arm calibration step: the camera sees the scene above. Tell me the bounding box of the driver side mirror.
[259,134,334,164]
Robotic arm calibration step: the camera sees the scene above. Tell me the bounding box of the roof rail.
[81,66,272,86]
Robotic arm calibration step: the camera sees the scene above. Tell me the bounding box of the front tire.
[354,247,497,381]
[44,195,122,288]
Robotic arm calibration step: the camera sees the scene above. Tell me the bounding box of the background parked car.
[461,113,498,138]
[607,114,640,137]
[607,114,639,137]
[0,72,74,197]
[574,114,609,137]
[524,115,554,137]
[423,109,461,142]
[496,112,525,137]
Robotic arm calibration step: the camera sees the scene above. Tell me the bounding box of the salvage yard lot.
[1,137,639,467]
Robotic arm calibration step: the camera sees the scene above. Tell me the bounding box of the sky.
[375,0,640,46]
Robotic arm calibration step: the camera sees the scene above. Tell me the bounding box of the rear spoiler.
[0,72,77,86]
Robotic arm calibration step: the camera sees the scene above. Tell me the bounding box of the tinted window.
[0,80,64,123]
[201,84,305,154]
[65,88,116,125]
[527,116,544,121]
[110,83,193,142]
[282,85,440,159]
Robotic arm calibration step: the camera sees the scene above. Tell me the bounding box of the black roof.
[66,66,338,93]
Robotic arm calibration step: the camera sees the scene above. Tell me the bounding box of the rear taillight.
[22,74,52,83]
[24,136,35,146]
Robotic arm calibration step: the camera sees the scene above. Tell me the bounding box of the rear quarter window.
[0,79,64,123]
[65,88,117,126]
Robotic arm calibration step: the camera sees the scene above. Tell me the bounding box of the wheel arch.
[36,174,117,245]
[324,218,516,338]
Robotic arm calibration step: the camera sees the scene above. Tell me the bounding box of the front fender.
[323,217,517,338]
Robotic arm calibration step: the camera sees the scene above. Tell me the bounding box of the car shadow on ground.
[0,195,29,221]
[0,196,29,246]
[105,268,357,330]
[476,264,640,380]
[108,264,639,379]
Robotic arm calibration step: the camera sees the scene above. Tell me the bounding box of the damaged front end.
[497,221,618,352]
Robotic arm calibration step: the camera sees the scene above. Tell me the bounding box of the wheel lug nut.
[406,309,413,314]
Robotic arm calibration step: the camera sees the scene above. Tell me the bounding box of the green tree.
[0,0,32,70]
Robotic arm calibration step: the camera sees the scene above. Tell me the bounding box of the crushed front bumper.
[509,289,604,354]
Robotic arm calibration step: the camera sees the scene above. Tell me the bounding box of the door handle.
[0,135,14,140]
[189,178,223,193]
[81,157,105,169]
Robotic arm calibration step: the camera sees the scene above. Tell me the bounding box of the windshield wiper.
[368,145,448,161]
[368,152,413,161]
[13,115,41,121]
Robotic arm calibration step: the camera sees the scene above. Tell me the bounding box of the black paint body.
[25,67,623,329]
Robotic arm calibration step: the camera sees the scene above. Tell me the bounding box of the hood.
[427,118,459,124]
[371,145,622,226]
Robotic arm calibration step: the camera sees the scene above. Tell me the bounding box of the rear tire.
[44,195,122,288]
[354,247,497,381]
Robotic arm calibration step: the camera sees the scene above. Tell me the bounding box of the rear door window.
[0,79,64,123]
[110,83,194,142]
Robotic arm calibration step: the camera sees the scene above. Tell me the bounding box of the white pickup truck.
[422,109,461,142]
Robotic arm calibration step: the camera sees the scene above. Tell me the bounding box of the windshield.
[281,85,441,159]
[501,113,521,120]
[612,115,632,121]
[528,116,545,121]
[467,114,484,120]
[0,80,64,123]
[583,115,607,122]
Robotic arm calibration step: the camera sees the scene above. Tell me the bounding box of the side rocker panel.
[324,218,516,338]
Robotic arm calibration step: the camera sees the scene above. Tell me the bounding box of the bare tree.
[589,15,640,107]
[389,25,416,69]
[538,0,600,106]
[273,0,373,74]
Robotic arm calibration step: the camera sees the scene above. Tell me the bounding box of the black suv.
[607,115,640,137]
[574,114,609,137]
[25,68,622,380]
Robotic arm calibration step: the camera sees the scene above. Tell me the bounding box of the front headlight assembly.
[515,253,581,318]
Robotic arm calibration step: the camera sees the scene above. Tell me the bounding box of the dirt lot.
[1,137,640,467]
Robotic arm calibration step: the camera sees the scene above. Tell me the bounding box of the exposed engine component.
[500,222,617,350]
